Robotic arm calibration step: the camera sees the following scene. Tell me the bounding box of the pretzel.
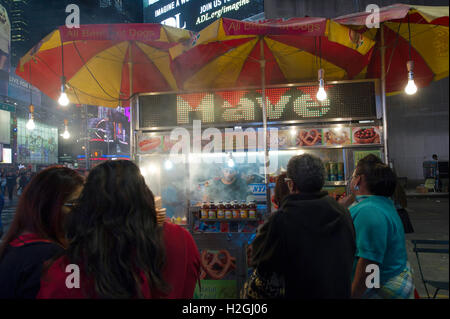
[298,129,321,146]
[200,249,236,280]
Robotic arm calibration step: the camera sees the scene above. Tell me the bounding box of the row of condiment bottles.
[200,200,257,219]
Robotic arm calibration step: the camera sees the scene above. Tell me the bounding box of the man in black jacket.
[250,154,356,299]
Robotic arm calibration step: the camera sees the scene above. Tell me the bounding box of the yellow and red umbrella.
[334,3,449,94]
[170,17,376,91]
[16,23,192,108]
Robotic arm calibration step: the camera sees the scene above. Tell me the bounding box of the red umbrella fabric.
[334,3,449,94]
[170,17,377,91]
[16,24,192,107]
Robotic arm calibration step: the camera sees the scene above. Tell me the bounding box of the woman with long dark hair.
[0,166,84,298]
[38,160,200,299]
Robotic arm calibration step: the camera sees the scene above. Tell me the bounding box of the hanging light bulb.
[62,129,70,139]
[404,16,418,96]
[26,116,35,131]
[316,68,327,101]
[58,91,69,106]
[26,105,35,130]
[404,61,417,95]
[58,78,69,106]
[61,119,70,139]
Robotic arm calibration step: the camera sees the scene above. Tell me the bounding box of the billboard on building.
[143,0,264,31]
[0,4,10,97]
[17,118,58,164]
[8,67,42,106]
[1,146,12,164]
[87,105,130,156]
[0,108,10,144]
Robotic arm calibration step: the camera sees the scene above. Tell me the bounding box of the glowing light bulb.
[316,86,327,101]
[164,160,173,170]
[26,118,35,130]
[62,130,70,139]
[58,92,69,106]
[404,79,417,95]
[227,158,235,168]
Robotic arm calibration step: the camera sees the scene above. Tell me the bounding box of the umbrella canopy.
[170,17,376,91]
[334,3,449,94]
[16,24,192,108]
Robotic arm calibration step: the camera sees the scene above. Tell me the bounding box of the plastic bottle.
[240,200,248,219]
[248,201,257,219]
[217,201,225,219]
[232,200,240,219]
[224,201,232,219]
[208,201,217,219]
[201,202,208,219]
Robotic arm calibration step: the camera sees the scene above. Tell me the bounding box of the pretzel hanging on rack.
[200,249,236,280]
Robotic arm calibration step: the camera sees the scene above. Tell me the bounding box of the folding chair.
[411,240,449,298]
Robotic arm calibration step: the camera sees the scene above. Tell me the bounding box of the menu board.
[137,126,382,154]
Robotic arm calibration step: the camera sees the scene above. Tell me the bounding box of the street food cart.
[131,78,384,298]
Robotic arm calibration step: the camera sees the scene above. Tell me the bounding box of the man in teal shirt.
[349,195,407,284]
[340,154,414,298]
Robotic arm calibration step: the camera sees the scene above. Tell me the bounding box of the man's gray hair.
[287,154,325,193]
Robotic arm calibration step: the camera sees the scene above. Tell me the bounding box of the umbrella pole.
[260,38,271,214]
[128,42,135,161]
[381,24,389,164]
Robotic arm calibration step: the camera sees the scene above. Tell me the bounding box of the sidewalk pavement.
[405,197,449,299]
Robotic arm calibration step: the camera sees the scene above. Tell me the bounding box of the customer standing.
[341,155,415,299]
[38,160,200,299]
[0,191,4,238]
[5,170,16,202]
[0,167,84,298]
[242,154,356,299]
[0,169,6,196]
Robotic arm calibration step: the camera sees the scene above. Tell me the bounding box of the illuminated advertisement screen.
[17,118,58,164]
[1,147,12,164]
[0,108,10,144]
[87,106,130,155]
[0,4,10,97]
[139,81,378,128]
[143,0,264,31]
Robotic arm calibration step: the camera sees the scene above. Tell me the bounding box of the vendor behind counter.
[203,166,254,202]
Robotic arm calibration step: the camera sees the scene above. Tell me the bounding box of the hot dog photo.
[138,135,162,153]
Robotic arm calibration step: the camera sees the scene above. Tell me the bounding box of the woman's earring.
[354,185,360,191]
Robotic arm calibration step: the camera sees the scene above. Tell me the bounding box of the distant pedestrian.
[5,171,16,202]
[0,167,84,299]
[38,160,200,299]
[18,173,28,196]
[0,192,4,239]
[0,170,6,196]
[340,155,415,299]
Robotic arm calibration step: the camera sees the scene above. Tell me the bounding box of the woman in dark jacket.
[242,154,356,299]
[0,167,84,298]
